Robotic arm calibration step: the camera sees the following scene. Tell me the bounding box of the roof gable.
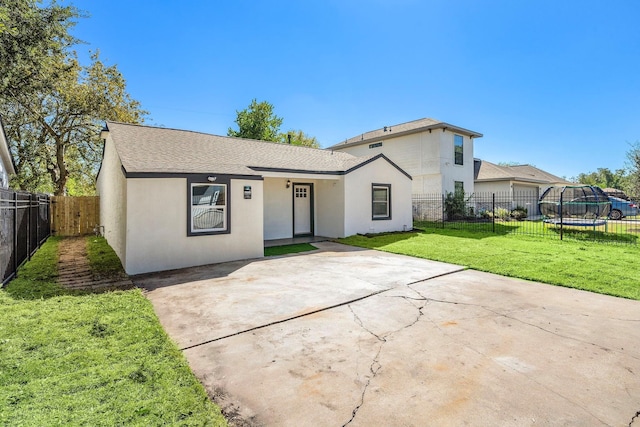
[103,121,408,178]
[328,117,483,150]
[474,159,570,184]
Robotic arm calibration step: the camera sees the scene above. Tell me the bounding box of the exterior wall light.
[286,180,291,188]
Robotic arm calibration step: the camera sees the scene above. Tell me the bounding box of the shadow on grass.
[545,225,639,244]
[414,221,522,239]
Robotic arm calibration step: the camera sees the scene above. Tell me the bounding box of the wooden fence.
[51,196,100,236]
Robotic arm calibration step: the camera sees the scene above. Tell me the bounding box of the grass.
[264,243,317,257]
[86,236,128,280]
[339,228,640,300]
[415,219,640,243]
[0,237,227,426]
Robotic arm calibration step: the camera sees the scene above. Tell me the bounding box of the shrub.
[444,191,467,220]
[510,206,528,221]
[494,207,511,221]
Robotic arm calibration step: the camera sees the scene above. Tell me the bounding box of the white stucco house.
[0,117,16,189]
[474,159,571,211]
[328,118,483,195]
[96,121,413,275]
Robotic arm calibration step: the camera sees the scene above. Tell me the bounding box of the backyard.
[0,237,227,426]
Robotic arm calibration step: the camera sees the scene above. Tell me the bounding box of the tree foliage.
[626,141,640,195]
[228,99,320,148]
[575,167,629,192]
[227,99,283,142]
[280,129,320,148]
[0,1,145,195]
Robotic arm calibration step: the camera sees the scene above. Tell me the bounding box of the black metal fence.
[1,188,51,285]
[413,192,640,245]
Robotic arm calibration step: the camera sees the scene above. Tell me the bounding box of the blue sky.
[70,1,640,180]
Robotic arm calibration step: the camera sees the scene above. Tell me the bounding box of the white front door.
[293,184,313,236]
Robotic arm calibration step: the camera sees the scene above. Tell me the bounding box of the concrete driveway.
[135,242,640,426]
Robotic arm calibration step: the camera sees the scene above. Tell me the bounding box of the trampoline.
[538,185,611,233]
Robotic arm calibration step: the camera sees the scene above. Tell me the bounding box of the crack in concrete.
[630,410,640,426]
[180,288,389,351]
[343,294,426,425]
[403,291,640,363]
[410,288,615,425]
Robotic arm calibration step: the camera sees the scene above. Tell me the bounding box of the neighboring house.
[0,117,16,189]
[96,122,412,275]
[328,118,483,195]
[474,159,571,212]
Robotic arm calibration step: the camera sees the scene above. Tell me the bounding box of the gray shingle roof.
[105,121,379,176]
[474,159,570,184]
[328,117,483,149]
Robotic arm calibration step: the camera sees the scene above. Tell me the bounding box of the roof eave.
[329,122,483,150]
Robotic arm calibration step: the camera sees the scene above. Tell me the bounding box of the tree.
[626,141,640,195]
[0,0,78,99]
[1,1,146,195]
[279,129,320,148]
[575,167,629,190]
[227,99,283,142]
[4,52,145,195]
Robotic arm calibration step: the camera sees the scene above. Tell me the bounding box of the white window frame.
[372,184,391,220]
[189,183,228,235]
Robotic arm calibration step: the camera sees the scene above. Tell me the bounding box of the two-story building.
[328,118,483,195]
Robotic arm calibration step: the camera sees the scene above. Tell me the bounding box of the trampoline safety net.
[538,185,611,220]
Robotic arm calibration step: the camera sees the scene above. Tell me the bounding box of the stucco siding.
[0,158,8,189]
[263,178,294,240]
[96,137,127,264]
[315,178,345,238]
[124,178,263,274]
[343,158,412,236]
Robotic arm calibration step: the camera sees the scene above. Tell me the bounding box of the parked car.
[608,196,639,220]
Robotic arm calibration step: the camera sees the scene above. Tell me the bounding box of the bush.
[494,208,511,221]
[444,191,468,220]
[510,206,528,221]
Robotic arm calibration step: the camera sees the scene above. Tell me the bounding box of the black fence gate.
[0,188,51,285]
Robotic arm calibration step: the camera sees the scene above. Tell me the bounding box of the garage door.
[513,185,539,213]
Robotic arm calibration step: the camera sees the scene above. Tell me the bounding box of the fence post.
[559,191,564,241]
[27,193,32,260]
[492,193,495,233]
[13,191,18,277]
[441,194,445,228]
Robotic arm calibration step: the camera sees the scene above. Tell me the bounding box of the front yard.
[340,227,640,300]
[0,237,227,426]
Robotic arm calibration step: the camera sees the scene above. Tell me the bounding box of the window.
[372,184,391,220]
[454,181,464,195]
[190,183,228,234]
[454,134,464,165]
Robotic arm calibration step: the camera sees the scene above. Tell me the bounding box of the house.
[328,118,483,195]
[0,117,16,189]
[96,122,413,275]
[474,159,571,211]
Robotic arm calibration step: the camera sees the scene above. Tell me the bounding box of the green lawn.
[0,237,227,426]
[264,243,317,257]
[340,228,640,300]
